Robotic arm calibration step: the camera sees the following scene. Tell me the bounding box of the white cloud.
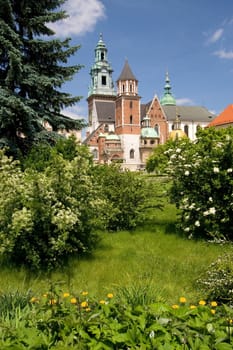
[214,49,233,59]
[176,98,193,106]
[207,28,224,44]
[49,0,106,37]
[62,105,87,120]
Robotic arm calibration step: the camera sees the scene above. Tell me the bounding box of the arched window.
[101,52,104,60]
[184,125,189,136]
[92,149,98,159]
[172,124,175,130]
[130,115,133,124]
[104,124,109,132]
[130,149,135,159]
[130,101,133,108]
[122,84,125,93]
[154,124,159,134]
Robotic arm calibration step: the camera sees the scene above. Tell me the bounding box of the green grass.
[0,176,232,304]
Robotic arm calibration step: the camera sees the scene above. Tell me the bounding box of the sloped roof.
[162,105,215,123]
[208,104,233,127]
[117,60,138,81]
[96,101,115,123]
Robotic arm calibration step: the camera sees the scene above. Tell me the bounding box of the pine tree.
[0,0,86,156]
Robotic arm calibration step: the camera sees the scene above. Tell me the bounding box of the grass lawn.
[0,176,232,304]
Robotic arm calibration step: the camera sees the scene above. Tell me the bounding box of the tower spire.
[160,71,176,106]
[88,34,116,97]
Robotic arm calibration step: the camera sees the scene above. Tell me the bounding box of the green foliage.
[0,146,106,270]
[197,253,233,305]
[1,288,233,349]
[93,165,147,231]
[146,139,177,173]
[168,127,233,241]
[0,0,86,156]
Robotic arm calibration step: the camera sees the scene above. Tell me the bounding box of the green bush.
[93,164,147,231]
[168,127,233,241]
[197,253,233,305]
[0,146,106,270]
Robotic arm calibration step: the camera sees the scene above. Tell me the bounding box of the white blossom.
[213,167,219,173]
[195,220,200,227]
[184,170,190,176]
[227,168,232,173]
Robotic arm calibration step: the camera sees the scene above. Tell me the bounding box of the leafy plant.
[168,127,233,241]
[197,252,233,305]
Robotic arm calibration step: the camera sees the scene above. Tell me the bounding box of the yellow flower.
[85,307,91,312]
[82,291,88,296]
[99,300,106,305]
[190,305,197,309]
[199,300,206,306]
[49,299,57,305]
[172,304,179,309]
[107,293,114,299]
[63,292,70,298]
[210,301,217,307]
[179,297,186,303]
[211,309,216,315]
[81,301,88,308]
[229,319,233,324]
[30,297,38,303]
[70,297,77,304]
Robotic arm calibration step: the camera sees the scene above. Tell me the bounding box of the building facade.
[84,35,215,170]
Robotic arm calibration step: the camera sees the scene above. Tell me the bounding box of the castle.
[84,34,215,170]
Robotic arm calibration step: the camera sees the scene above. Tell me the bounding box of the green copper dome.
[141,127,159,138]
[160,72,176,106]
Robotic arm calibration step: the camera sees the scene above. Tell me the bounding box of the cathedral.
[84,34,215,170]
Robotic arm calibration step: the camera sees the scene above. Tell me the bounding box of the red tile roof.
[208,104,233,127]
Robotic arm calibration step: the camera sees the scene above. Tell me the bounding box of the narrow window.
[130,101,133,108]
[122,84,125,93]
[102,75,106,85]
[154,124,159,134]
[130,115,133,124]
[101,52,104,60]
[130,149,135,159]
[184,125,189,136]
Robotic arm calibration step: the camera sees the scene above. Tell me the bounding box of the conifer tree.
[0,0,86,156]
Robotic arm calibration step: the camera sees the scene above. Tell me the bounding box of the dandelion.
[107,293,114,298]
[63,292,70,298]
[179,297,187,303]
[210,301,217,307]
[71,297,77,304]
[99,300,106,305]
[85,307,91,312]
[199,300,206,306]
[30,297,39,303]
[81,301,88,308]
[82,291,88,296]
[172,304,179,309]
[49,299,57,305]
[190,305,196,309]
[211,309,216,315]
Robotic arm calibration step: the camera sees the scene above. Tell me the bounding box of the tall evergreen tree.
[0,0,86,156]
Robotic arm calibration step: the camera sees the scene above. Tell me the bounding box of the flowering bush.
[0,146,106,270]
[197,253,233,305]
[168,127,233,241]
[1,287,233,349]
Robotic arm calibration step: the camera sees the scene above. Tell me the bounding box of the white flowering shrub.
[197,253,233,305]
[0,145,107,270]
[168,127,233,241]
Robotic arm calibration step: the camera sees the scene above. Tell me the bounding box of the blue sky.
[49,0,233,121]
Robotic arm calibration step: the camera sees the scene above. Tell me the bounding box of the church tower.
[115,60,141,170]
[87,34,116,134]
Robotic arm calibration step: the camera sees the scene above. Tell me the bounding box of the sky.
[49,0,233,122]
